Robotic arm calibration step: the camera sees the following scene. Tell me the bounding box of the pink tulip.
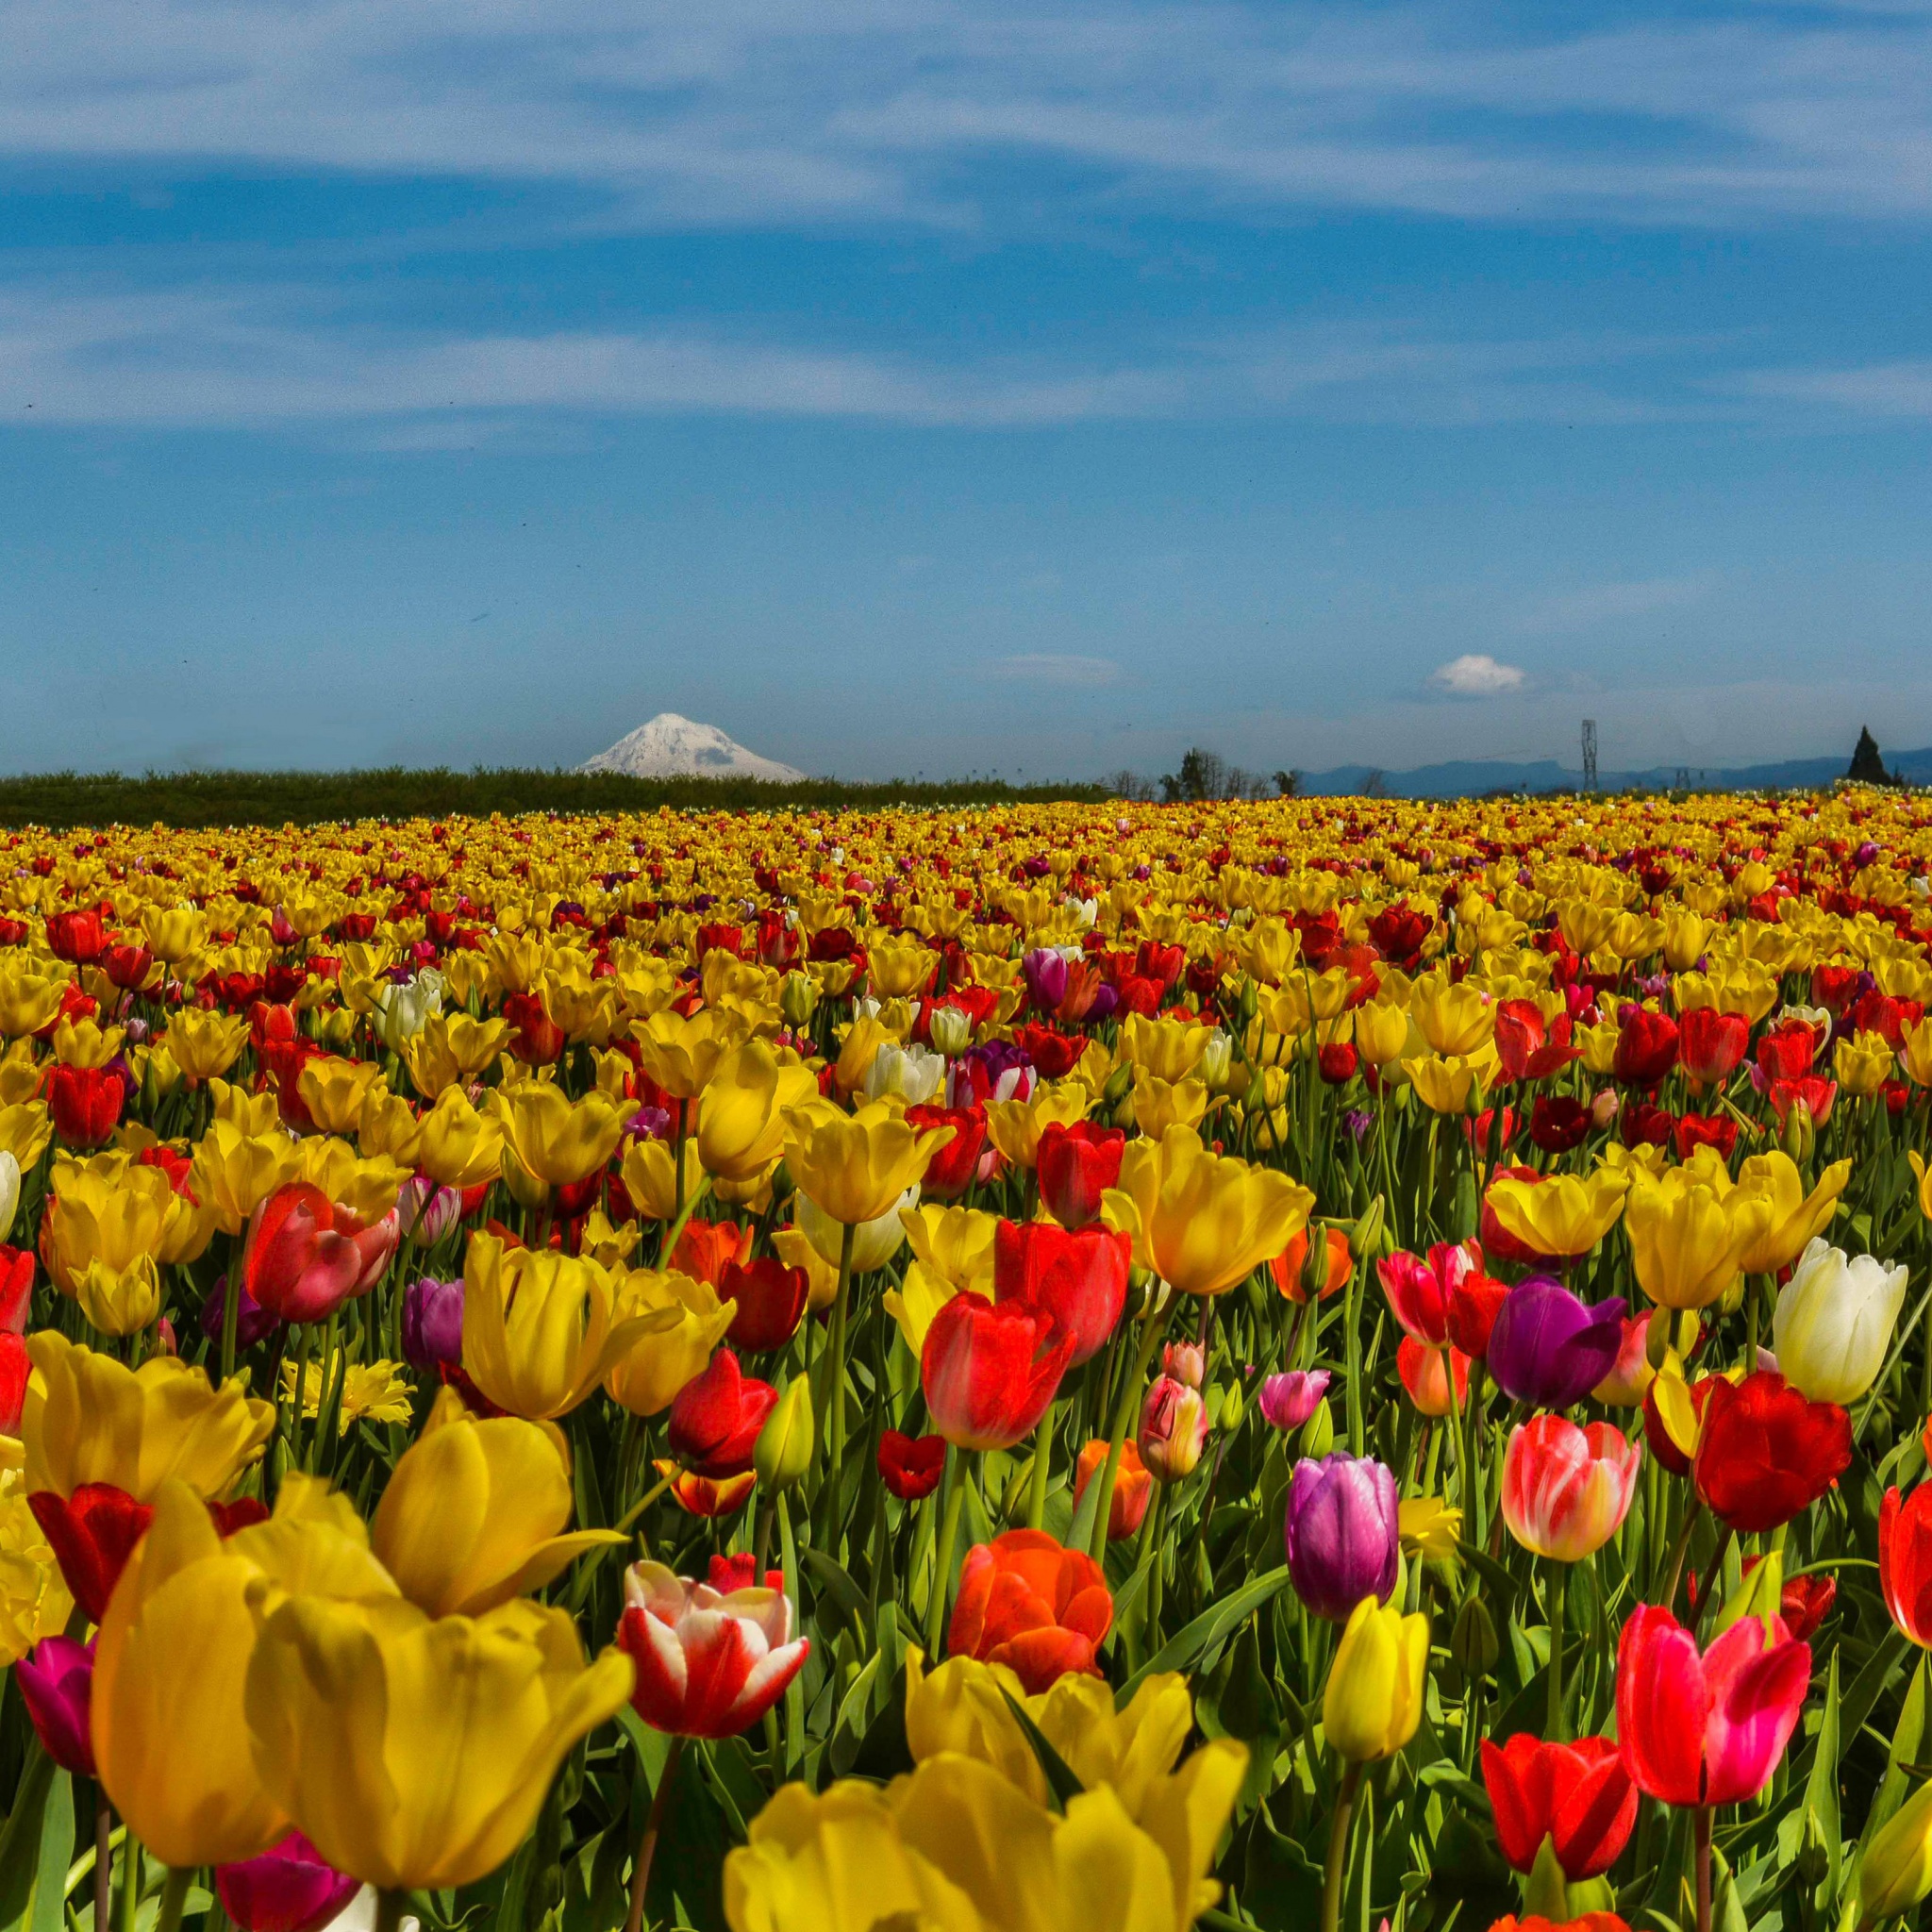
[618,1560,810,1740]
[1501,1416,1642,1562]
[1376,1241,1482,1348]
[216,1830,359,1932]
[242,1182,399,1325]
[16,1636,93,1775]
[1616,1604,1810,1808]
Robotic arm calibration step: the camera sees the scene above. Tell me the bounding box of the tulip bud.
[1348,1194,1388,1264]
[1219,1381,1244,1430]
[753,1377,815,1491]
[1233,977,1260,1030]
[1163,1341,1205,1389]
[1645,1306,1698,1372]
[778,972,818,1030]
[927,1005,972,1058]
[1862,1779,1932,1924]
[1589,1088,1620,1132]
[1299,1397,1335,1459]
[1198,1030,1234,1092]
[1139,1374,1208,1481]
[1102,1061,1134,1108]
[1323,1596,1429,1763]
[1450,1595,1498,1674]
[1782,1099,1815,1166]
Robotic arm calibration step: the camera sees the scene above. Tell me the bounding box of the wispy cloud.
[988,653,1121,685]
[4,0,1932,229]
[1516,575,1716,634]
[1730,360,1932,419]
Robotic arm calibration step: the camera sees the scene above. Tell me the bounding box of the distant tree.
[1162,747,1231,802]
[1273,769,1301,798]
[1359,770,1390,799]
[1849,726,1890,785]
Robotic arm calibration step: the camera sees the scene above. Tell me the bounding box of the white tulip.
[1774,1236,1907,1406]
[0,1151,17,1243]
[797,1185,917,1274]
[863,1041,945,1108]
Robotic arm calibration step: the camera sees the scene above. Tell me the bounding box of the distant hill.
[1291,747,1932,798]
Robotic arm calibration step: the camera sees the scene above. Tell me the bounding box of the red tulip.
[666,1349,778,1478]
[717,1257,808,1353]
[1377,1240,1481,1347]
[1480,1734,1637,1879]
[667,1218,750,1287]
[708,1553,784,1592]
[1757,1021,1817,1082]
[619,1560,809,1739]
[1074,1439,1153,1540]
[991,1219,1130,1364]
[0,1246,31,1333]
[1036,1121,1125,1229]
[216,1831,359,1932]
[1692,1370,1851,1533]
[45,1064,125,1148]
[242,1182,398,1325]
[1641,1373,1719,1477]
[904,1104,987,1199]
[1766,1074,1836,1133]
[0,1332,26,1435]
[1679,1008,1750,1089]
[921,1292,1073,1451]
[1486,1917,1632,1932]
[1620,1102,1674,1148]
[1493,1000,1548,1084]
[1318,1041,1359,1084]
[1615,1604,1809,1807]
[100,943,155,993]
[1529,1095,1591,1154]
[1612,1008,1678,1088]
[1673,1111,1738,1162]
[28,1485,268,1623]
[1879,1483,1932,1646]
[502,991,565,1066]
[946,1528,1112,1692]
[43,909,107,964]
[878,1429,947,1500]
[1446,1269,1509,1359]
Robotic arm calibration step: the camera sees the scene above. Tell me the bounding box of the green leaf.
[799,1546,870,1629]
[1117,1566,1291,1705]
[0,1745,54,1932]
[997,1687,1087,1812]
[1865,1652,1928,1850]
[1801,1651,1841,1910]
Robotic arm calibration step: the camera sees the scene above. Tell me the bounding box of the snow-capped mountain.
[580,714,806,783]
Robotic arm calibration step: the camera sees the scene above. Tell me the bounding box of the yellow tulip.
[401,1011,508,1099]
[0,1470,72,1663]
[868,938,939,998]
[1353,999,1411,1068]
[51,1016,125,1069]
[141,904,208,963]
[1483,1166,1630,1261]
[358,1088,425,1170]
[415,1084,506,1191]
[1734,1152,1849,1275]
[697,1040,817,1184]
[1116,1012,1215,1083]
[291,1136,407,1224]
[1624,1160,1774,1311]
[619,1134,704,1223]
[245,1588,632,1890]
[1105,1124,1312,1296]
[372,1387,623,1615]
[0,1101,52,1175]
[296,1055,386,1135]
[1130,1071,1210,1139]
[632,1005,742,1100]
[463,1234,658,1420]
[0,963,68,1040]
[771,1224,841,1312]
[602,1268,735,1415]
[1834,1028,1895,1100]
[1409,976,1494,1058]
[1401,1053,1487,1115]
[24,1331,275,1501]
[209,1077,283,1137]
[490,1079,626,1206]
[1903,1017,1932,1088]
[901,1203,998,1290]
[1323,1596,1429,1763]
[795,1185,913,1273]
[1861,1778,1932,1924]
[784,1099,955,1224]
[192,1118,303,1234]
[983,1082,1092,1171]
[39,1156,175,1335]
[882,1263,978,1356]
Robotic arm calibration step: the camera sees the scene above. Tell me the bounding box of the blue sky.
[5,0,1932,782]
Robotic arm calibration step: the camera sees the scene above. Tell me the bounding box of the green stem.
[625,1733,686,1932]
[155,1867,192,1932]
[1546,1561,1566,1742]
[1320,1762,1364,1932]
[927,1445,965,1656]
[1025,1401,1055,1530]
[375,1889,409,1932]
[1089,1295,1174,1562]
[1694,1805,1713,1932]
[826,1219,857,1519]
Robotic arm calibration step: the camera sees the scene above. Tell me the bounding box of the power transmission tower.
[1581,719,1598,791]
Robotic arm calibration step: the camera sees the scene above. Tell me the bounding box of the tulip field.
[8,789,1932,1932]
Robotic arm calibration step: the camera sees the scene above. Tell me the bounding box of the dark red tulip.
[1674,1111,1738,1162]
[45,1063,126,1148]
[878,1428,948,1500]
[1529,1094,1591,1154]
[28,1483,156,1623]
[1693,1371,1851,1533]
[717,1257,809,1354]
[1317,1041,1359,1084]
[502,991,565,1066]
[44,910,107,964]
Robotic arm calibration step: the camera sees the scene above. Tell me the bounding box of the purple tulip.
[1283,1451,1400,1624]
[16,1636,93,1775]
[216,1831,360,1932]
[1084,983,1119,1026]
[1259,1369,1331,1433]
[199,1274,282,1353]
[1022,947,1069,1012]
[1485,1275,1626,1409]
[401,1275,465,1372]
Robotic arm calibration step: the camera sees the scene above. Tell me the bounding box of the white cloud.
[1429,653,1526,696]
[989,653,1120,685]
[1731,360,1932,419]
